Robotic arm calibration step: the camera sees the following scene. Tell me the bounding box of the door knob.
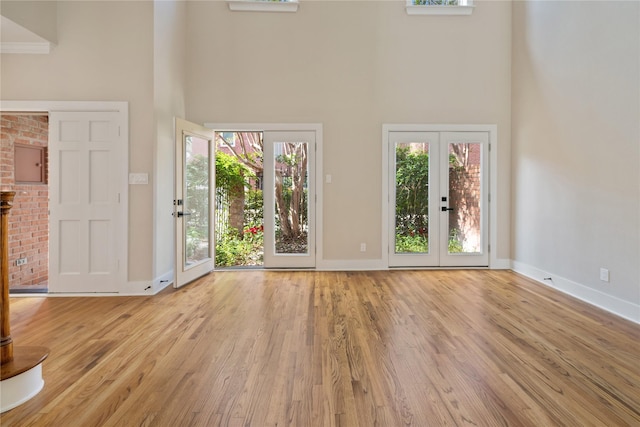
[441,207,454,212]
[176,211,192,217]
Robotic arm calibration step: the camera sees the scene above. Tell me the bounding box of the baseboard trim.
[317,259,386,271]
[511,260,639,324]
[152,271,174,294]
[317,258,513,271]
[491,258,511,269]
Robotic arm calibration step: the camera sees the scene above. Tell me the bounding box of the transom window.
[406,0,474,15]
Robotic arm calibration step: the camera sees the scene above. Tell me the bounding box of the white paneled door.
[49,112,124,293]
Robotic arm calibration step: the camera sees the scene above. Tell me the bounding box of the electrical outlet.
[16,257,27,266]
[360,243,366,252]
[599,268,610,282]
[129,173,149,185]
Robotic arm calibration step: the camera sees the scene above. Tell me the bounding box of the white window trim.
[406,0,474,16]
[227,0,299,13]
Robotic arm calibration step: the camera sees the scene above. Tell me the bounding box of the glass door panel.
[394,142,430,254]
[273,141,309,255]
[184,135,211,267]
[447,142,482,254]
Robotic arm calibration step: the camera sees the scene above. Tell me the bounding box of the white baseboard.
[317,259,386,271]
[119,280,155,296]
[152,270,174,294]
[511,260,639,324]
[317,258,512,271]
[120,271,173,296]
[491,258,511,269]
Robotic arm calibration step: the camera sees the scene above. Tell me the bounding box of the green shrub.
[215,227,264,267]
[393,230,465,254]
[448,228,464,253]
[395,233,429,253]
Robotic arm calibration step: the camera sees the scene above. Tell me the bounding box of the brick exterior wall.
[1,114,49,290]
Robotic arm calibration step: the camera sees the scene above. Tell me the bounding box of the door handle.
[441,207,454,212]
[176,211,192,217]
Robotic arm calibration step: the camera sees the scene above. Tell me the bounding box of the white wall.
[185,0,512,263]
[1,1,155,282]
[511,1,640,321]
[153,0,187,284]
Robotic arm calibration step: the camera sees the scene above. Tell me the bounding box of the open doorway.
[214,131,265,268]
[1,113,49,293]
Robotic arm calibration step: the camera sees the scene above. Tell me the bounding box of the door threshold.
[10,288,48,295]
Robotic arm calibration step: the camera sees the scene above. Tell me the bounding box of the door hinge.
[117,193,121,203]
[118,126,121,137]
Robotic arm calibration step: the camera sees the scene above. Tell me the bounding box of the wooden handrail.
[1,191,16,364]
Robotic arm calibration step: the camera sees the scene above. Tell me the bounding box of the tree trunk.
[274,171,292,239]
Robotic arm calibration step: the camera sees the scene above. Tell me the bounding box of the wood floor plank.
[1,270,639,426]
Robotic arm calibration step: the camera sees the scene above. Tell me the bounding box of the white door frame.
[1,101,129,292]
[382,124,499,269]
[205,123,323,269]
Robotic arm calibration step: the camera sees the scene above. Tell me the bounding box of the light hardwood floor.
[1,270,639,426]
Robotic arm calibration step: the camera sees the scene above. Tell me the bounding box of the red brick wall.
[1,114,49,290]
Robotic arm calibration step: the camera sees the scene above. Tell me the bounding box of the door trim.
[382,124,499,269]
[1,101,129,292]
[205,123,323,269]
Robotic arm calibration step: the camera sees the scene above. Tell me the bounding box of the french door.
[263,131,316,268]
[174,118,215,288]
[387,131,489,267]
